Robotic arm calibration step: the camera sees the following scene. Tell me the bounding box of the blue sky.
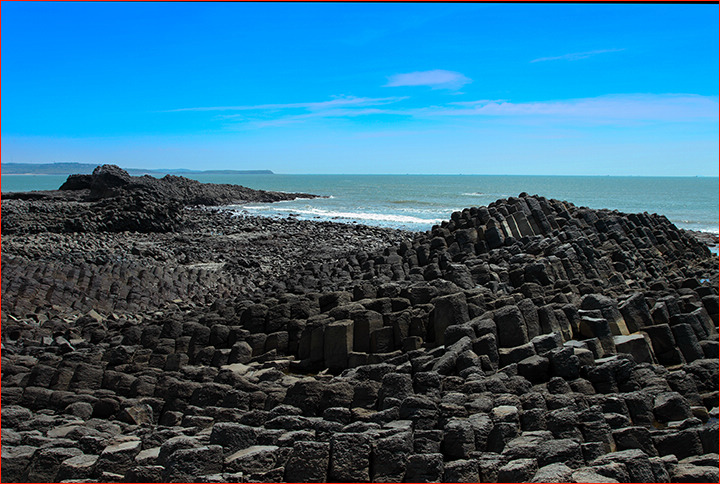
[1,2,718,175]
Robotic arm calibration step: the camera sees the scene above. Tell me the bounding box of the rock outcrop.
[2,165,318,234]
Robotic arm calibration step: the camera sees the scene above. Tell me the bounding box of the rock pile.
[1,179,718,482]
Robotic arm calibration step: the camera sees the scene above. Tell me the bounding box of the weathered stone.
[592,448,655,482]
[1,445,39,482]
[548,347,580,380]
[494,305,529,348]
[612,426,657,456]
[487,422,519,453]
[56,454,99,481]
[652,429,704,460]
[473,333,499,369]
[431,293,469,346]
[225,445,279,474]
[518,355,550,383]
[329,433,372,482]
[670,463,720,483]
[536,438,584,468]
[404,453,444,483]
[442,418,476,459]
[324,319,354,370]
[619,293,654,333]
[378,372,414,406]
[644,324,685,366]
[95,439,142,476]
[572,467,620,483]
[672,324,704,362]
[654,392,692,423]
[531,463,574,483]
[351,310,384,353]
[284,441,330,483]
[531,332,562,355]
[582,294,629,336]
[372,430,413,482]
[1,405,32,429]
[26,447,83,482]
[209,422,257,452]
[614,333,656,364]
[579,316,616,355]
[498,458,538,482]
[444,323,475,347]
[163,445,224,482]
[370,327,394,354]
[284,379,325,416]
[436,459,476,483]
[499,342,536,367]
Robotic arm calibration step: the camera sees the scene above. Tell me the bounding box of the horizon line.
[2,171,718,179]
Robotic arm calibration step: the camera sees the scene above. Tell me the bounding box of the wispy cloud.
[422,94,718,123]
[385,70,471,90]
[531,48,625,63]
[167,96,407,113]
[166,93,718,129]
[167,96,411,129]
[249,108,395,127]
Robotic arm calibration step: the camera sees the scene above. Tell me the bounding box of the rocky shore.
[2,166,718,483]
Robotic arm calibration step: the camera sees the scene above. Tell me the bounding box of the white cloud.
[420,94,719,123]
[531,48,625,63]
[385,70,471,90]
[167,96,407,112]
[167,93,717,129]
[250,108,394,127]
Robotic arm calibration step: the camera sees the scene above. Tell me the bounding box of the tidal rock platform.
[1,170,718,483]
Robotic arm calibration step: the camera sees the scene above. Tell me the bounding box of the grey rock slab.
[442,459,480,483]
[284,440,330,483]
[26,446,83,482]
[530,462,574,483]
[56,454,99,481]
[95,438,142,476]
[162,445,224,482]
[329,433,372,482]
[592,448,655,482]
[498,458,539,483]
[572,467,620,483]
[1,445,39,483]
[442,418,476,460]
[403,453,444,483]
[225,445,280,474]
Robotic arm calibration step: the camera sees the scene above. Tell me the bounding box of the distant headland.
[1,162,273,176]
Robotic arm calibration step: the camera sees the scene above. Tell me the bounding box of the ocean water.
[2,174,718,235]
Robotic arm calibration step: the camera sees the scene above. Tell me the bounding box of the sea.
[3,174,718,238]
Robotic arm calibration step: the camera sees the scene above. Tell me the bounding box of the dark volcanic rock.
[3,164,318,234]
[2,188,718,483]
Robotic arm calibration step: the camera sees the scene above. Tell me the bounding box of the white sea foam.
[690,226,720,235]
[274,207,441,224]
[237,204,440,225]
[241,205,274,210]
[462,192,485,197]
[675,221,720,234]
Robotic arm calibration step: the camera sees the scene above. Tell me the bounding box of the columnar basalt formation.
[1,174,718,483]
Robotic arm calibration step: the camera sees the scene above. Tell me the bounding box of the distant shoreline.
[1,162,274,176]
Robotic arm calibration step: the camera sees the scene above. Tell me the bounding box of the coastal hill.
[1,168,718,483]
[1,161,273,176]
